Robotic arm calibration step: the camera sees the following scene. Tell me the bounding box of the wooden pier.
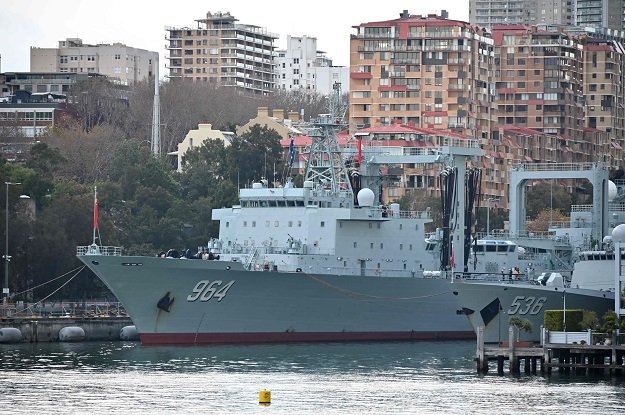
[476,326,625,376]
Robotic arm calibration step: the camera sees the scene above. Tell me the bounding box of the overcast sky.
[1,0,469,75]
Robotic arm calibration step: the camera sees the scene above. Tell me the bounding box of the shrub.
[544,309,583,331]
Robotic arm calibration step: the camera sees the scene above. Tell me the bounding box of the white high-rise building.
[30,38,158,85]
[275,35,349,95]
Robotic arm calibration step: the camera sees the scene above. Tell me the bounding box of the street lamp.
[3,182,29,304]
[486,197,500,236]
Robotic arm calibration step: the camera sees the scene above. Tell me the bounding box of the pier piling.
[475,326,625,378]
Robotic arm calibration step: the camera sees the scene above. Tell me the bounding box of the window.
[320,221,325,227]
[114,54,121,60]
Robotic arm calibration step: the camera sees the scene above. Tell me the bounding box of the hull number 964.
[187,280,235,302]
[507,296,547,315]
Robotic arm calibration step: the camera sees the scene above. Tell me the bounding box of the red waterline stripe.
[140,331,475,345]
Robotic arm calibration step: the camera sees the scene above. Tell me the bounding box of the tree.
[227,124,285,185]
[508,316,532,341]
[525,182,571,219]
[601,310,618,333]
[526,208,569,232]
[25,142,66,177]
[44,124,123,184]
[580,310,599,330]
[68,77,130,132]
[266,89,332,122]
[395,189,442,232]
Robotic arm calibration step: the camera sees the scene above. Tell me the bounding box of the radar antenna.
[303,83,353,203]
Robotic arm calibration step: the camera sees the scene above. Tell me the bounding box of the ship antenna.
[92,186,99,246]
[303,82,353,205]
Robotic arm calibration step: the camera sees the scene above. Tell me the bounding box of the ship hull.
[453,281,614,343]
[79,255,473,345]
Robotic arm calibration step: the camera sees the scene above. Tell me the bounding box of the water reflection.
[1,341,624,414]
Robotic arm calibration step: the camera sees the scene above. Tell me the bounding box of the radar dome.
[609,180,618,201]
[612,224,625,243]
[357,188,375,207]
[603,235,613,244]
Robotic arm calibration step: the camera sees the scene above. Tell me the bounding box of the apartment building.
[0,72,99,98]
[349,11,495,140]
[30,38,158,86]
[275,35,349,95]
[165,11,277,96]
[492,25,585,144]
[470,0,574,28]
[576,0,625,30]
[582,37,625,149]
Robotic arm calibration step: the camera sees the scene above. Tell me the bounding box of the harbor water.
[1,340,624,414]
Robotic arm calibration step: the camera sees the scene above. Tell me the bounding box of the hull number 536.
[187,280,235,302]
[507,296,547,315]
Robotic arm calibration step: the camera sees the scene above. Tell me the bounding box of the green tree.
[508,316,532,341]
[227,124,285,185]
[25,142,65,177]
[525,182,571,219]
[580,310,599,330]
[601,310,618,333]
[395,189,442,232]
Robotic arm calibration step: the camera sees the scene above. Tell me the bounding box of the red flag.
[450,246,455,269]
[93,197,99,231]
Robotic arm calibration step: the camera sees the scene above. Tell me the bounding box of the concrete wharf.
[476,326,625,376]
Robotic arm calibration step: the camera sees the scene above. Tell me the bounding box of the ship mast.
[303,82,353,202]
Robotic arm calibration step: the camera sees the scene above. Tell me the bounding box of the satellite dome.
[357,188,375,207]
[603,235,613,244]
[609,180,618,201]
[612,224,625,243]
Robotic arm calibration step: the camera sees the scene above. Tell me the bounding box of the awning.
[524,156,533,162]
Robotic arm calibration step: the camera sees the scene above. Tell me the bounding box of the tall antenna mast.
[304,82,352,200]
[151,56,161,156]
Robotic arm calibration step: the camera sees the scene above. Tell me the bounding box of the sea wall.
[0,317,134,342]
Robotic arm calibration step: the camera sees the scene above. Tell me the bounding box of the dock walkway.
[476,326,625,376]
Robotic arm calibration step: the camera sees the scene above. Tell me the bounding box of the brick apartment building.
[349,10,495,141]
[348,11,625,208]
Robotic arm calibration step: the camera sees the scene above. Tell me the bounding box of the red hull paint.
[140,331,476,345]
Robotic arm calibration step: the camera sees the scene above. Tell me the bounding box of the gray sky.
[1,0,469,74]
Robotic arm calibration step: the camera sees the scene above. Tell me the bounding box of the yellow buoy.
[259,389,271,405]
